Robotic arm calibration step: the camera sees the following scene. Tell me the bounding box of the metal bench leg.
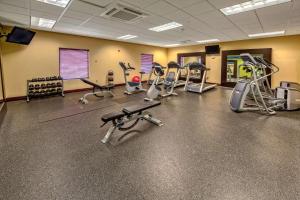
[108,91,115,97]
[101,126,117,144]
[143,114,164,126]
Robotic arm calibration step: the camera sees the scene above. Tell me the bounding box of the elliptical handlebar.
[254,57,280,74]
[127,63,136,70]
[152,62,165,76]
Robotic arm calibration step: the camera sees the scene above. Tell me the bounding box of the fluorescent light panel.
[248,30,285,37]
[197,39,220,44]
[117,35,137,40]
[165,44,180,47]
[220,0,291,15]
[149,22,183,32]
[36,0,71,7]
[31,17,56,28]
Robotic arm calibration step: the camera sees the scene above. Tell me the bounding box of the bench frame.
[101,111,163,144]
[79,79,114,104]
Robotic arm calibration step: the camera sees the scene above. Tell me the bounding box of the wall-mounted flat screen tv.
[6,27,36,45]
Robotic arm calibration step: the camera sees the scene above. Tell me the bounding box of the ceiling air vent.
[101,3,148,23]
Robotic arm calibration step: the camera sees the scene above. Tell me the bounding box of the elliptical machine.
[119,62,146,95]
[230,53,300,115]
[144,62,165,101]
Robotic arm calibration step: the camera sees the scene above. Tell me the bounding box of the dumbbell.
[32,91,38,97]
[45,89,50,96]
[57,76,62,80]
[32,78,38,82]
[57,88,62,93]
[35,84,40,89]
[56,82,62,87]
[46,83,51,88]
[41,84,46,89]
[29,84,34,90]
[46,77,50,81]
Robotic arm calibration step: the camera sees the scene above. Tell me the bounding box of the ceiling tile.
[238,24,263,34]
[30,0,64,16]
[183,1,215,16]
[0,3,29,15]
[228,11,259,25]
[30,10,58,20]
[68,0,106,15]
[0,0,29,8]
[165,0,204,8]
[0,11,29,25]
[120,0,158,9]
[208,0,246,9]
[79,0,113,7]
[145,1,178,15]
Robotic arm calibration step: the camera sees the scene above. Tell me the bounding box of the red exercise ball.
[132,76,141,83]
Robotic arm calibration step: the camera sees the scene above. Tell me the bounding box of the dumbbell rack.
[26,77,64,102]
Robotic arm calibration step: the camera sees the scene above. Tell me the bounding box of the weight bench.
[79,78,114,104]
[101,101,163,144]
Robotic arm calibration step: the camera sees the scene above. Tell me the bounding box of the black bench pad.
[122,101,161,115]
[101,111,125,123]
[81,79,114,89]
[101,101,161,123]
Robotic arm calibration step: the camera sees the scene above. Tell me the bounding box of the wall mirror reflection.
[221,49,272,87]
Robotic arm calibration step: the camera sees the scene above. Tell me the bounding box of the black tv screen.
[6,27,36,45]
[205,45,220,54]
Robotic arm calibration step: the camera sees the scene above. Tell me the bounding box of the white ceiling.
[0,0,300,47]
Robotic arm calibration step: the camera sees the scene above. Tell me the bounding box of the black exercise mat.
[113,94,145,104]
[38,101,117,123]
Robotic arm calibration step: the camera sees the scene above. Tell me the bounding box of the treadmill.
[184,62,217,93]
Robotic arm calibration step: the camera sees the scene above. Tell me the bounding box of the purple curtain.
[59,48,89,80]
[141,54,153,73]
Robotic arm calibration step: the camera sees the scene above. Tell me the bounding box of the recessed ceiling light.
[165,44,180,47]
[31,17,56,28]
[197,39,220,44]
[149,22,183,32]
[36,0,71,7]
[220,0,291,15]
[117,35,138,40]
[248,31,285,37]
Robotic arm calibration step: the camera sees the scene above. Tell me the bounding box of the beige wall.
[1,27,300,99]
[0,45,3,101]
[168,35,300,87]
[1,28,168,98]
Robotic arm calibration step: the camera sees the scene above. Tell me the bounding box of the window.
[141,54,153,73]
[59,48,89,80]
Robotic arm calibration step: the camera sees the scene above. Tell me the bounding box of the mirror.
[181,56,202,66]
[226,54,264,83]
[177,52,206,81]
[221,49,272,87]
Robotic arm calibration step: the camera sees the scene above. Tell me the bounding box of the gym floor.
[0,86,299,200]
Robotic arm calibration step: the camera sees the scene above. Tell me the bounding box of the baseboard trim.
[4,82,130,102]
[0,103,7,126]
